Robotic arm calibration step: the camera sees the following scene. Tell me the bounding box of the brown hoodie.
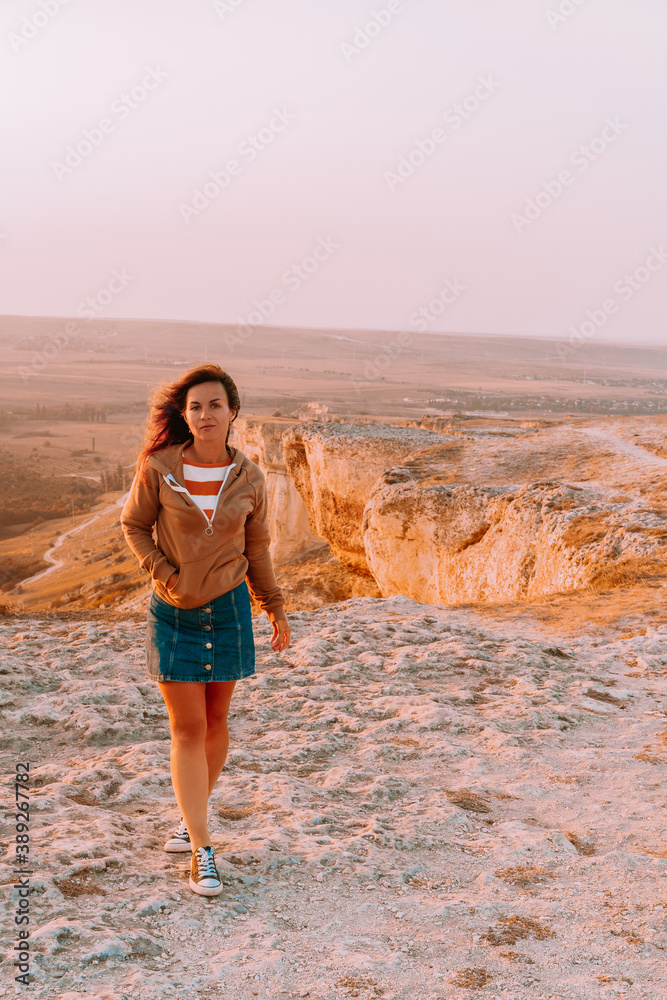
[120,442,287,621]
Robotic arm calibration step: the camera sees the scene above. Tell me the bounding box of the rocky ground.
[2,595,667,999]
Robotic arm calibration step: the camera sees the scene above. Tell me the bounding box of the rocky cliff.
[283,418,667,605]
[364,472,666,603]
[230,416,321,565]
[282,422,449,573]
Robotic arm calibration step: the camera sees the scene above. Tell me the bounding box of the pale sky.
[2,0,667,344]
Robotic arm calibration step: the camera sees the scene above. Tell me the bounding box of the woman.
[120,363,290,897]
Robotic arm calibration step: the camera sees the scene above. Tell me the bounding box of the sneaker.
[189,845,223,897]
[164,817,192,853]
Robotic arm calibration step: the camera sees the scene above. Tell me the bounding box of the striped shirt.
[182,457,234,520]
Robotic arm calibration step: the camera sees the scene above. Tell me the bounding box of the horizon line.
[2,313,667,352]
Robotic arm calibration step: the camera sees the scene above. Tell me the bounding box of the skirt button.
[203,608,211,613]
[205,642,212,649]
[204,664,212,670]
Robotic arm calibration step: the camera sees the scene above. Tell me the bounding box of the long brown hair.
[135,364,241,485]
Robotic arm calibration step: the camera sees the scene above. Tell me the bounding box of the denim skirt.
[145,580,256,683]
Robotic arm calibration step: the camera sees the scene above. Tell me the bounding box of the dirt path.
[21,491,129,586]
[578,426,667,467]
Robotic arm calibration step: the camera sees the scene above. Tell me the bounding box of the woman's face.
[183,381,237,445]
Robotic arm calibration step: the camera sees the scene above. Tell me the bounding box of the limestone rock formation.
[282,422,449,573]
[234,416,667,606]
[231,416,321,565]
[363,448,667,604]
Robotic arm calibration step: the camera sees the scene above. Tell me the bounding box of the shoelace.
[194,848,219,880]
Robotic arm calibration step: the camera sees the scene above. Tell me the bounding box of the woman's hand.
[270,617,290,652]
[166,572,179,592]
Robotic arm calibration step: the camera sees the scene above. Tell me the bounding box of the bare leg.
[158,681,211,851]
[204,680,237,795]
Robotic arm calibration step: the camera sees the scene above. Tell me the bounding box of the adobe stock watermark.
[351,276,467,391]
[17,268,135,382]
[511,116,628,234]
[557,245,667,361]
[76,268,134,317]
[212,0,247,18]
[223,236,339,352]
[8,0,72,53]
[13,761,32,986]
[546,0,590,30]
[179,107,296,223]
[384,75,502,191]
[339,1,403,63]
[51,66,169,181]
[408,278,467,331]
[351,330,415,391]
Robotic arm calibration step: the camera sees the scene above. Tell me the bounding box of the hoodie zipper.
[162,464,236,536]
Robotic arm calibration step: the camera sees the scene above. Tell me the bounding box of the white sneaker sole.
[189,876,223,896]
[164,841,193,853]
